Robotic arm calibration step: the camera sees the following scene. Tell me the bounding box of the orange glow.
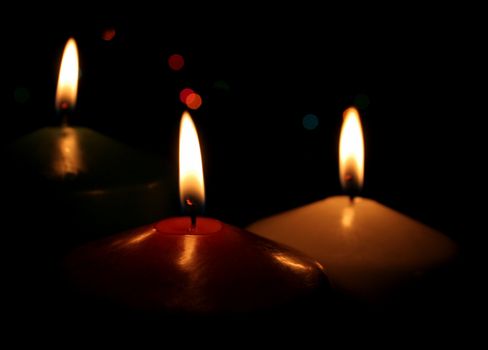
[111,227,156,248]
[341,205,355,229]
[186,93,202,110]
[54,127,84,176]
[102,28,116,41]
[339,107,364,191]
[178,236,198,269]
[179,111,205,208]
[55,38,79,112]
[125,230,155,245]
[272,252,310,271]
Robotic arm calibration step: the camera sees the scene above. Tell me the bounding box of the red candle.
[66,111,330,317]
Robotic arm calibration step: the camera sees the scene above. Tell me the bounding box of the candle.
[65,111,330,319]
[4,38,174,247]
[248,107,458,302]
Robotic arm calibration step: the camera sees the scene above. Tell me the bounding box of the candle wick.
[343,174,359,204]
[185,198,197,232]
[57,100,74,127]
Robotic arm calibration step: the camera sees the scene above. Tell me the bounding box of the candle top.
[5,126,168,192]
[249,196,458,272]
[66,217,330,315]
[154,217,222,235]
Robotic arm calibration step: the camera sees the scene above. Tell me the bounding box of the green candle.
[4,38,175,249]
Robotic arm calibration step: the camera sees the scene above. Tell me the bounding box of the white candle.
[248,107,458,301]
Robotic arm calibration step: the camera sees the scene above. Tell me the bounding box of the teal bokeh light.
[303,114,319,130]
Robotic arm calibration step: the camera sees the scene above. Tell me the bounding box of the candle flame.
[55,38,79,112]
[179,111,205,209]
[339,107,364,193]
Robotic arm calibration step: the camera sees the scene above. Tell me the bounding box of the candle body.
[248,196,458,301]
[65,217,330,318]
[4,126,176,245]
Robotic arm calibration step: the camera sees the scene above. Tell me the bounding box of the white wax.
[248,196,458,301]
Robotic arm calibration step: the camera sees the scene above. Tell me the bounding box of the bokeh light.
[213,80,230,91]
[14,87,30,104]
[180,88,194,104]
[303,114,319,130]
[102,28,116,41]
[186,93,202,110]
[168,54,185,71]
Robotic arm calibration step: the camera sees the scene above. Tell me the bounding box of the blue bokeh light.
[303,114,319,130]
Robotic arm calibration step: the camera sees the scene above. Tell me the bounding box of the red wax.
[66,217,330,316]
[154,217,222,234]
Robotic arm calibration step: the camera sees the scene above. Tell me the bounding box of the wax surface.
[248,196,458,300]
[4,126,175,242]
[5,127,166,187]
[66,217,330,316]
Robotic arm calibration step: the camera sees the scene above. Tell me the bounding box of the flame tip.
[344,106,359,117]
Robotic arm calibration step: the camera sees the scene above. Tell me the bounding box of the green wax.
[4,126,177,247]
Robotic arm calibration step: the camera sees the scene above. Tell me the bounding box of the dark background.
[2,7,485,332]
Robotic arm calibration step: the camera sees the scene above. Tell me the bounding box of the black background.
[2,6,485,335]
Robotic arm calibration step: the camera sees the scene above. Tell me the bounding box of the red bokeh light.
[180,88,194,104]
[186,93,202,110]
[168,54,185,71]
[102,28,116,41]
